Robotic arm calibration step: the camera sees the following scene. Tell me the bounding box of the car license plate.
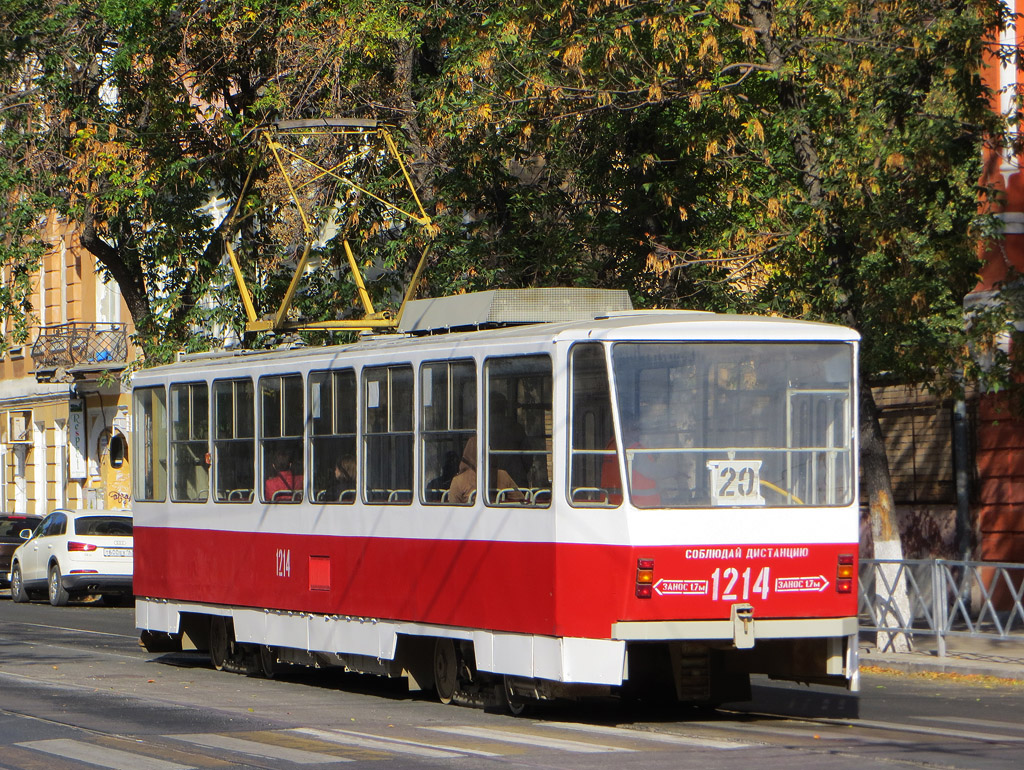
[104,548,132,558]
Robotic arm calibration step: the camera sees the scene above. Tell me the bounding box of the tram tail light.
[68,541,98,552]
[836,553,854,593]
[636,557,655,599]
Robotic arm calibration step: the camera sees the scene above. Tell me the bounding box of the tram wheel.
[257,645,277,678]
[209,616,230,671]
[502,675,527,716]
[433,638,458,704]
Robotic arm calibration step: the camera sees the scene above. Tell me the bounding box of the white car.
[9,508,133,606]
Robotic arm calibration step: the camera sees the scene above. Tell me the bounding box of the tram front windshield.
[611,342,854,508]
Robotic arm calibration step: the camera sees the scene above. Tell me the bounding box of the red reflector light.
[69,570,99,574]
[837,578,853,593]
[838,554,854,565]
[635,557,655,598]
[67,542,98,552]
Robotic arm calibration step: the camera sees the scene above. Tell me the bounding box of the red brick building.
[969,12,1024,563]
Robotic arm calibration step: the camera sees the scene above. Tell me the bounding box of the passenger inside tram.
[447,436,524,504]
[264,445,303,502]
[322,453,356,502]
[487,392,531,483]
[425,450,461,502]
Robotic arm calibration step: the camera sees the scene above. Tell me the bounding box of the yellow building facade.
[1,213,136,514]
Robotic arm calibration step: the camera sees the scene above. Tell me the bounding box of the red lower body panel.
[134,528,857,639]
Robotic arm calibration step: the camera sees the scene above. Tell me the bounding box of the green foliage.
[0,0,1019,406]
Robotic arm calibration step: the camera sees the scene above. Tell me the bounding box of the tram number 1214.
[276,548,292,578]
[710,566,770,602]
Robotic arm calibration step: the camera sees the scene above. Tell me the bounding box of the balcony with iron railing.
[30,322,129,381]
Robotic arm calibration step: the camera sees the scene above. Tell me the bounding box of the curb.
[861,652,1024,682]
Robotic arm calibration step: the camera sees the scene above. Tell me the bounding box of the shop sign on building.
[69,398,87,480]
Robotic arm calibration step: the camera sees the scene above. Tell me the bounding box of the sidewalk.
[859,631,1024,681]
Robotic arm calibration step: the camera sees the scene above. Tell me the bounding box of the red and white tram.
[132,288,860,707]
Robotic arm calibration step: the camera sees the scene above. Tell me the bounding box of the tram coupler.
[731,603,755,649]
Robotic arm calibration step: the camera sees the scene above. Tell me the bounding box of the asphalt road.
[1,598,1022,770]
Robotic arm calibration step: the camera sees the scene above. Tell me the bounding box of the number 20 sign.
[707,459,765,506]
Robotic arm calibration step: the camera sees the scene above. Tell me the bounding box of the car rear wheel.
[48,563,70,606]
[11,564,29,603]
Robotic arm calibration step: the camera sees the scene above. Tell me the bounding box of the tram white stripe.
[17,739,193,770]
[167,733,351,763]
[292,727,501,758]
[422,725,634,753]
[543,721,748,749]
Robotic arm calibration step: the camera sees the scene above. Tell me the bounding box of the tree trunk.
[860,383,913,652]
[78,212,150,329]
[749,0,911,651]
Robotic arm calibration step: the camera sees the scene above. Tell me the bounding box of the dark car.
[0,514,43,588]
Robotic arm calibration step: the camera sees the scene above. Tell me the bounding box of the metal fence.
[856,561,1024,655]
[859,559,1024,656]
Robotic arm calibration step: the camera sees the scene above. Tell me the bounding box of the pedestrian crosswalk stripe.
[16,739,194,770]
[544,720,749,749]
[292,727,501,758]
[422,725,635,753]
[914,716,1024,735]
[167,733,352,764]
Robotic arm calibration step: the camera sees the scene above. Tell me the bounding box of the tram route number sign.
[706,459,766,506]
[653,567,831,601]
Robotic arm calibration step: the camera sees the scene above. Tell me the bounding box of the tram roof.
[136,303,858,381]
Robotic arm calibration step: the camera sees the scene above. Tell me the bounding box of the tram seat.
[316,488,356,503]
[571,487,610,505]
[495,487,528,504]
[227,489,253,502]
[531,488,551,505]
[388,489,412,503]
[272,489,301,502]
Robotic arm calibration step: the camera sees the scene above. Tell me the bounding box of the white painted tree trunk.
[874,537,913,652]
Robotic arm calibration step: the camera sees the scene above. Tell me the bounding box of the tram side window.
[569,343,619,507]
[485,355,552,507]
[133,386,167,502]
[260,374,304,503]
[364,365,413,504]
[169,382,209,502]
[213,379,255,503]
[420,360,476,504]
[310,369,357,504]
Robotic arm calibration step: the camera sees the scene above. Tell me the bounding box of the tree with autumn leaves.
[3,1,1023,644]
